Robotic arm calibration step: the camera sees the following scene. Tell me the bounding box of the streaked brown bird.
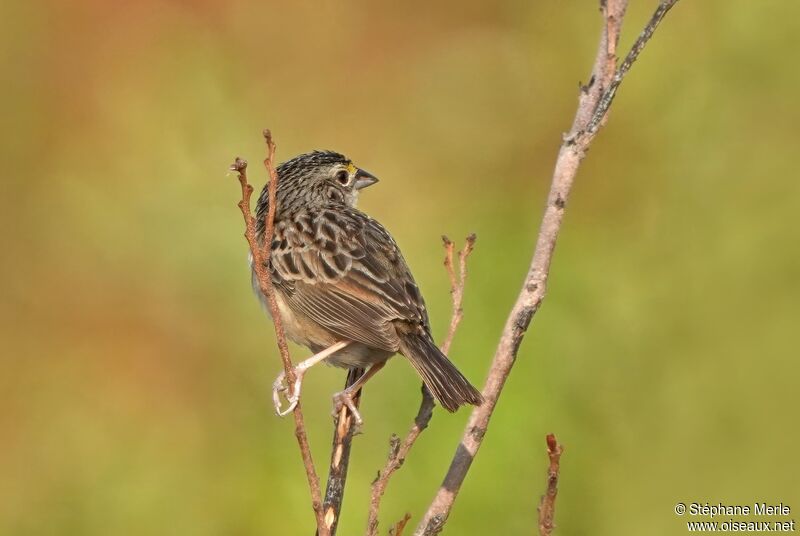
[252,151,482,425]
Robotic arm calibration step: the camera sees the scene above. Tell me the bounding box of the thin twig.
[390,514,412,536]
[258,131,296,386]
[586,0,680,135]
[537,434,564,536]
[318,367,365,535]
[441,234,477,355]
[414,1,680,534]
[366,235,477,536]
[229,130,327,535]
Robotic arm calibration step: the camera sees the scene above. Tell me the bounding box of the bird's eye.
[335,169,350,185]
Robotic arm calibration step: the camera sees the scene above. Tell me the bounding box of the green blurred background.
[2,0,799,534]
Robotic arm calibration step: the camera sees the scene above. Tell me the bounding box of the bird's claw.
[272,370,302,416]
[332,390,364,432]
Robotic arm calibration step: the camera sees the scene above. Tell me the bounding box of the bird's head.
[275,150,379,212]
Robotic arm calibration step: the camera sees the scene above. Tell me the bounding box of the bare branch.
[318,367,365,535]
[257,130,296,386]
[537,434,564,536]
[229,130,327,535]
[587,0,680,134]
[366,236,476,536]
[390,514,412,536]
[414,2,680,534]
[441,233,477,355]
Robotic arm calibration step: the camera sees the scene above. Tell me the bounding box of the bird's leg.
[332,361,386,429]
[272,340,351,417]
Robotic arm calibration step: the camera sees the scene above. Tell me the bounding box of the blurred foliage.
[2,0,799,534]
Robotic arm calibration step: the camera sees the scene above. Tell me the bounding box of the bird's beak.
[354,168,379,190]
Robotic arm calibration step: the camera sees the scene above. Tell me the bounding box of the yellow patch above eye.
[346,163,357,175]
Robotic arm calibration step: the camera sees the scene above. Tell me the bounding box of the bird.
[252,150,482,425]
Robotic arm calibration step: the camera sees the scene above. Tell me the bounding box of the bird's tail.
[399,332,483,412]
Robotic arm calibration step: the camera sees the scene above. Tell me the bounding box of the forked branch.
[229,130,327,535]
[366,235,477,536]
[414,1,680,534]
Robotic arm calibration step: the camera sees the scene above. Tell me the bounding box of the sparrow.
[252,151,482,424]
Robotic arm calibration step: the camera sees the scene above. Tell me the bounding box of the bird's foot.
[272,369,304,416]
[332,389,364,432]
[269,342,354,417]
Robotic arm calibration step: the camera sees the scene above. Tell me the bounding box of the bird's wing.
[266,208,429,352]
